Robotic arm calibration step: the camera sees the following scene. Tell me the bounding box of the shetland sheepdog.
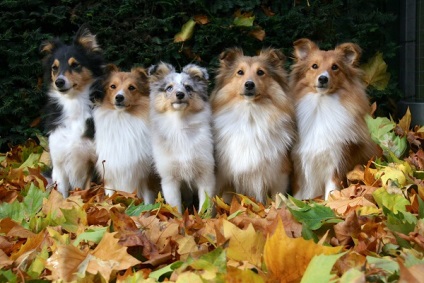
[149,62,215,213]
[211,48,296,204]
[290,38,378,200]
[40,26,103,197]
[92,64,156,202]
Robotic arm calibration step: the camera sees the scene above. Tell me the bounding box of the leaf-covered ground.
[1,109,424,283]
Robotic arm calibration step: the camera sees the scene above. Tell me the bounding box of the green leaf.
[27,245,49,279]
[0,183,48,229]
[339,268,365,283]
[301,252,346,283]
[73,227,108,246]
[287,197,342,230]
[149,261,184,281]
[125,202,160,216]
[0,269,18,283]
[233,15,255,27]
[373,187,410,213]
[361,52,391,90]
[174,19,196,42]
[199,192,214,219]
[365,115,407,158]
[418,197,424,219]
[366,256,399,274]
[61,206,87,233]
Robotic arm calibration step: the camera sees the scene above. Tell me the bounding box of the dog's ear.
[182,64,209,81]
[131,67,149,81]
[39,39,62,56]
[260,48,285,69]
[219,48,243,67]
[335,43,362,66]
[293,38,318,60]
[74,25,102,53]
[104,64,119,75]
[148,62,174,83]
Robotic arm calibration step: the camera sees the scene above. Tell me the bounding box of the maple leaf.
[87,232,141,281]
[361,52,391,90]
[264,219,342,282]
[222,220,265,267]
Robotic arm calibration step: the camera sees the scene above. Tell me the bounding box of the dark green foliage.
[0,0,399,151]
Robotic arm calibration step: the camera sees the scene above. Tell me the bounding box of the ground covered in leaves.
[1,109,424,283]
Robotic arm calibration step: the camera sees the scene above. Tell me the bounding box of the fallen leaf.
[174,19,196,42]
[264,219,342,282]
[361,52,390,90]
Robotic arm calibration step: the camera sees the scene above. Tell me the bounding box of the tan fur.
[103,67,150,118]
[290,38,379,199]
[211,48,296,204]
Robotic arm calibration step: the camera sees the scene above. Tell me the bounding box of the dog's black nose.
[176,92,185,100]
[55,78,65,88]
[318,76,328,84]
[244,81,255,90]
[115,94,124,103]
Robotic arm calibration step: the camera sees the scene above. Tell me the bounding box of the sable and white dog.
[211,48,296,204]
[40,26,103,197]
[149,62,215,213]
[290,38,378,200]
[92,64,156,203]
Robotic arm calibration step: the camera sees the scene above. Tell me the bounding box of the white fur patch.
[213,100,294,202]
[294,92,359,199]
[48,86,96,197]
[94,107,152,198]
[150,104,215,212]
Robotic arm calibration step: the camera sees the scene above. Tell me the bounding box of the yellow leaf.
[87,232,141,281]
[174,19,196,42]
[361,52,390,90]
[223,220,265,267]
[398,107,412,133]
[264,219,342,282]
[45,244,89,282]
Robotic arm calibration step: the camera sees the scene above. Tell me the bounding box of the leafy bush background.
[0,0,399,151]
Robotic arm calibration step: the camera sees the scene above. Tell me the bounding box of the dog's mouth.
[171,101,188,110]
[114,102,127,109]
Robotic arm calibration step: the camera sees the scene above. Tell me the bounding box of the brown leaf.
[333,210,361,246]
[45,244,88,282]
[193,14,209,25]
[87,232,141,281]
[398,259,424,283]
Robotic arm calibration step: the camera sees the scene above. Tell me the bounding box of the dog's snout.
[115,94,124,103]
[55,78,65,88]
[176,91,185,100]
[318,76,328,85]
[244,81,255,90]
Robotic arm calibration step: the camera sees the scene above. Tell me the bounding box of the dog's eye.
[312,64,318,69]
[51,65,58,72]
[166,86,173,92]
[257,69,264,76]
[128,85,135,91]
[70,62,81,69]
[237,70,244,75]
[185,85,193,92]
[110,84,116,89]
[331,64,339,70]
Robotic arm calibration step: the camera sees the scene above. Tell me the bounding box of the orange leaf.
[264,219,342,282]
[87,232,141,281]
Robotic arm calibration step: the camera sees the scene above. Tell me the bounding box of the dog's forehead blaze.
[68,57,80,66]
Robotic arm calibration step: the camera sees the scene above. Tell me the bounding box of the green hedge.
[0,0,399,151]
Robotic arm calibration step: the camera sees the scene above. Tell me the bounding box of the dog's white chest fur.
[214,101,292,174]
[48,88,96,196]
[151,109,214,181]
[94,108,152,188]
[294,92,357,198]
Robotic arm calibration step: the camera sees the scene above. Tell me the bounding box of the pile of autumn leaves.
[1,108,424,283]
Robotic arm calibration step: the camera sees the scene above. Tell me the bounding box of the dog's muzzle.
[316,75,329,90]
[55,75,71,92]
[243,80,255,97]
